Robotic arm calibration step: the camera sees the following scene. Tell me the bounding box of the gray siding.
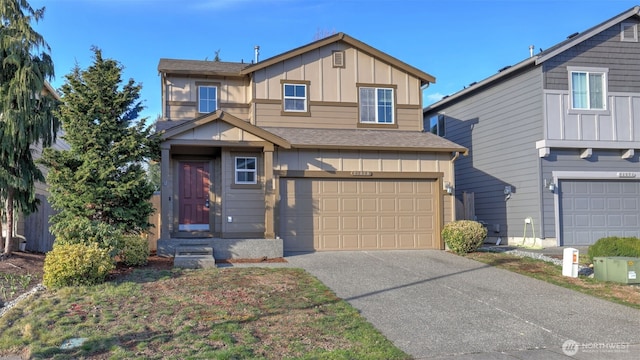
[425,67,545,240]
[544,18,640,92]
[540,149,640,238]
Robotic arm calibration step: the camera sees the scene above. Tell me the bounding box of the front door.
[179,162,210,231]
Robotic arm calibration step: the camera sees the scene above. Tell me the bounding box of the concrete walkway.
[284,250,640,359]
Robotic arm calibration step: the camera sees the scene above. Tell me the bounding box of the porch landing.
[157,238,283,260]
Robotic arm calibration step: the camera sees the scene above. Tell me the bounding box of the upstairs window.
[198,85,217,113]
[429,114,445,137]
[359,87,394,124]
[235,157,257,185]
[283,83,307,112]
[569,68,607,110]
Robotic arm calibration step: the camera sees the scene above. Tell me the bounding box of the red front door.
[179,162,210,231]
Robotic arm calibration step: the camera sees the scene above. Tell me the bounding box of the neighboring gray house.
[424,6,640,247]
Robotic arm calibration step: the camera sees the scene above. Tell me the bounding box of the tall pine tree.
[0,0,59,255]
[42,48,158,238]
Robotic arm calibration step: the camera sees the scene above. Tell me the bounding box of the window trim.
[357,83,397,126]
[234,156,258,186]
[621,21,638,42]
[429,114,445,137]
[280,80,310,116]
[196,82,220,114]
[567,67,608,112]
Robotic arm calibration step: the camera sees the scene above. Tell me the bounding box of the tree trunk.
[3,189,14,255]
[0,206,4,253]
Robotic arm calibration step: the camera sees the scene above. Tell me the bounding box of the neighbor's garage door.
[560,180,640,246]
[279,178,438,251]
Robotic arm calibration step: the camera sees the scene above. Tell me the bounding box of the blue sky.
[30,0,640,124]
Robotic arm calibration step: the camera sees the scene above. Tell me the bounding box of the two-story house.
[156,33,467,258]
[424,6,640,247]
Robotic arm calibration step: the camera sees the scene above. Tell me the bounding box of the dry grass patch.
[464,251,640,309]
[0,267,409,359]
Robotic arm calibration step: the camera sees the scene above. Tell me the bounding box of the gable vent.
[332,50,345,68]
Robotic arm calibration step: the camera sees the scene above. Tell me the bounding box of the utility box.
[593,257,640,284]
[562,247,579,277]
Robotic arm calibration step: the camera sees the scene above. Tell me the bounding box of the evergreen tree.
[42,48,158,238]
[0,0,59,255]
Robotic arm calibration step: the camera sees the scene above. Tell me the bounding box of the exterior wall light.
[443,181,454,194]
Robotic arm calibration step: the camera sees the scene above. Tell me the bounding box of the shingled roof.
[158,59,248,76]
[263,126,467,153]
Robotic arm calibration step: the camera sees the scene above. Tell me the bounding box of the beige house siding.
[164,76,250,121]
[221,150,265,236]
[252,42,423,130]
[274,148,457,226]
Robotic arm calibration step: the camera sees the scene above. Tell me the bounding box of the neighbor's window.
[569,68,607,110]
[235,157,257,184]
[429,114,445,136]
[359,87,394,124]
[198,85,217,113]
[283,83,307,112]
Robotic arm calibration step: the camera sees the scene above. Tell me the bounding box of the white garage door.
[560,180,640,245]
[279,178,439,252]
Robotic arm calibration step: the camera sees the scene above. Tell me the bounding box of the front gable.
[161,110,291,148]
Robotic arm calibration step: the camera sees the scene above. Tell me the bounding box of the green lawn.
[0,267,410,360]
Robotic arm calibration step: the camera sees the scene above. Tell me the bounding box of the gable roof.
[240,32,435,85]
[160,110,291,149]
[158,33,435,86]
[425,5,640,112]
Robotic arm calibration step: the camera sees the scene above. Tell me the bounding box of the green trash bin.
[593,257,640,284]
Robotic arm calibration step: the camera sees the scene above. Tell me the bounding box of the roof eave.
[291,143,467,153]
[536,5,640,65]
[424,57,538,112]
[239,32,435,84]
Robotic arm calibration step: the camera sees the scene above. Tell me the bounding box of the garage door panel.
[560,180,640,246]
[281,178,438,251]
[362,234,378,248]
[398,198,415,212]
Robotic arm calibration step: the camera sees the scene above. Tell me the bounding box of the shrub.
[43,243,115,288]
[51,217,124,257]
[120,235,150,266]
[588,237,640,262]
[442,220,487,254]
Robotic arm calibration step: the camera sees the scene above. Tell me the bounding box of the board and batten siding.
[425,67,544,240]
[164,76,250,121]
[540,149,640,238]
[542,18,640,144]
[221,150,265,235]
[253,42,423,130]
[273,148,456,224]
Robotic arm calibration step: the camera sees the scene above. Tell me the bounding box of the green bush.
[51,217,124,257]
[588,237,640,262]
[43,243,115,288]
[442,220,487,254]
[120,235,150,266]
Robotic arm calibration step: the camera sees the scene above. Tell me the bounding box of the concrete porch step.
[174,246,216,269]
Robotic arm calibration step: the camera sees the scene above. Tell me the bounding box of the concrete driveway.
[285,250,640,359]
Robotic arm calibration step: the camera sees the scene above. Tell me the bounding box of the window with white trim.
[283,83,307,112]
[569,69,607,110]
[359,87,394,124]
[235,157,257,184]
[198,85,217,113]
